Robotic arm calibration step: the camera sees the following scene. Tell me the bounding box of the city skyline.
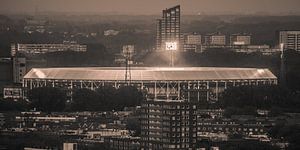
[1,0,300,15]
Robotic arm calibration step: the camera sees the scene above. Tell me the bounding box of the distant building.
[24,18,48,34]
[232,45,281,55]
[197,117,274,137]
[63,143,78,150]
[3,86,24,99]
[122,45,135,58]
[204,33,226,46]
[184,33,202,52]
[183,44,202,52]
[156,5,181,51]
[14,112,77,130]
[104,136,140,150]
[11,41,87,56]
[13,57,26,83]
[104,30,119,36]
[230,33,251,46]
[185,33,202,45]
[86,129,129,139]
[140,99,198,149]
[279,31,300,51]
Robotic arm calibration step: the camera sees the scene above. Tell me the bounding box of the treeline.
[0,86,144,112]
[42,43,114,67]
[70,86,144,111]
[218,85,300,116]
[26,86,144,112]
[269,123,300,150]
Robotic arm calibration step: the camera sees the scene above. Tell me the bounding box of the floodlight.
[166,42,177,51]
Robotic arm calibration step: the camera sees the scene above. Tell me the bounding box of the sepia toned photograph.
[0,0,300,149]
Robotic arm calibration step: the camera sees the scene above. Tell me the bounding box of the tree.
[116,86,144,109]
[28,87,67,112]
[71,88,100,111]
[0,98,29,111]
[126,117,141,137]
[70,86,145,111]
[95,85,117,111]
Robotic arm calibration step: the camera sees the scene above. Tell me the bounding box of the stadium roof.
[24,67,277,81]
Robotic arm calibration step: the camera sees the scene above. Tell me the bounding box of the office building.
[13,57,26,83]
[230,33,251,46]
[204,33,226,46]
[140,99,198,149]
[279,31,300,51]
[156,5,181,51]
[11,41,87,56]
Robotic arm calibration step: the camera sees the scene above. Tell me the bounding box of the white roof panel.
[23,67,277,81]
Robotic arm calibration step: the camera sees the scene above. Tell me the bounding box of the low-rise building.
[230,33,251,46]
[11,41,87,56]
[204,33,226,46]
[104,136,140,150]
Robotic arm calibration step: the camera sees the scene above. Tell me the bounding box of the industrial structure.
[23,67,277,101]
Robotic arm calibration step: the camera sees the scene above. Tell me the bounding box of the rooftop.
[24,67,277,81]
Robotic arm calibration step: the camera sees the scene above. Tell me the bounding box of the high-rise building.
[141,99,198,149]
[156,5,181,51]
[204,33,226,46]
[279,31,300,51]
[13,57,26,84]
[230,33,251,46]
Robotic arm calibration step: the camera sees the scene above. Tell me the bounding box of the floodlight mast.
[166,42,177,67]
[280,43,284,59]
[280,43,286,87]
[125,50,131,85]
[123,45,134,85]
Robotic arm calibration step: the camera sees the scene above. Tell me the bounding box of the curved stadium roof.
[23,67,277,81]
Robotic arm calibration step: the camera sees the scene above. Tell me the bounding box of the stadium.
[23,67,277,101]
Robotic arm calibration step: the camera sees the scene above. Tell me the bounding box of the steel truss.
[23,79,277,101]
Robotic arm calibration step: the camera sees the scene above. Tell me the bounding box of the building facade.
[11,41,87,56]
[185,33,202,45]
[184,33,202,52]
[230,33,251,46]
[140,99,198,149]
[104,136,140,150]
[156,5,181,51]
[13,57,26,83]
[204,33,226,46]
[279,31,300,51]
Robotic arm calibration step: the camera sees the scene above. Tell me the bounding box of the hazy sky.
[1,0,300,15]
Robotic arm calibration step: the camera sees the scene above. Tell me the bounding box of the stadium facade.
[23,67,277,101]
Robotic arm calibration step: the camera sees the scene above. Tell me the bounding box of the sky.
[0,0,300,15]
